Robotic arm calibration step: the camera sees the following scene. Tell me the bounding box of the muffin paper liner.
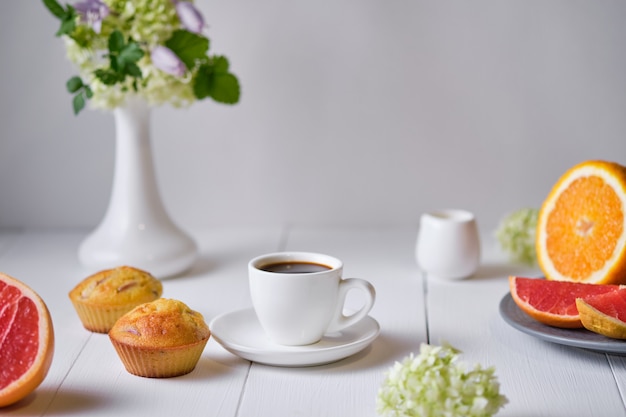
[71,300,137,333]
[110,337,209,378]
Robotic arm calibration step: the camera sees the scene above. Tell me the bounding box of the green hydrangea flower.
[377,343,507,417]
[495,208,539,265]
[108,0,179,45]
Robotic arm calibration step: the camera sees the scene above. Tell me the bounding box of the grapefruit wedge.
[0,273,54,407]
[576,290,626,339]
[509,276,620,328]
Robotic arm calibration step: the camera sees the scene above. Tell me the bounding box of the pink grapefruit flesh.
[509,276,620,328]
[0,274,54,407]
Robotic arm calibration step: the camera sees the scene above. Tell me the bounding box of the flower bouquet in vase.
[43,0,240,278]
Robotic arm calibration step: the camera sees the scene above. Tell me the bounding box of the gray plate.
[499,293,626,355]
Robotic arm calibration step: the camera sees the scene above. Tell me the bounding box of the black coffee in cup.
[259,262,331,274]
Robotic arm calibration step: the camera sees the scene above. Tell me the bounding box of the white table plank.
[609,355,626,406]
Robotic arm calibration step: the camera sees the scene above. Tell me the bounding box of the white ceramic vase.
[78,97,197,278]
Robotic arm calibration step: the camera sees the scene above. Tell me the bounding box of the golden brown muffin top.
[109,298,210,348]
[69,266,162,306]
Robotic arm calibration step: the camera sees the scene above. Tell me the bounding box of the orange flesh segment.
[546,175,624,281]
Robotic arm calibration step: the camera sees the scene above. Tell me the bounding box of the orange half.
[536,160,626,284]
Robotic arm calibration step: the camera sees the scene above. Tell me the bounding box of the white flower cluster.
[376,343,507,417]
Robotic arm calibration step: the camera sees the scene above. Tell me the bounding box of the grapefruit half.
[576,290,626,339]
[509,276,620,328]
[0,273,55,407]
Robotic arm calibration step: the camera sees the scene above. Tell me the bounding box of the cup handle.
[326,278,376,333]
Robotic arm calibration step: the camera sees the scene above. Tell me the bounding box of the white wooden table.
[2,227,626,416]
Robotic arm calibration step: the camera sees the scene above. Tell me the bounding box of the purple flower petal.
[74,0,109,34]
[151,46,187,77]
[175,1,205,34]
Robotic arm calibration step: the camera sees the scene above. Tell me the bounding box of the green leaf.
[94,68,123,85]
[192,64,213,100]
[42,0,66,19]
[209,73,240,104]
[212,56,230,74]
[105,33,144,78]
[109,55,120,72]
[84,85,93,99]
[56,12,76,37]
[193,63,241,104]
[66,76,83,93]
[193,61,240,104]
[72,93,85,115]
[125,62,142,78]
[108,30,125,54]
[165,30,209,70]
[118,43,144,68]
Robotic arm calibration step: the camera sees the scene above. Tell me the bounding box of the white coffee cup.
[415,209,481,280]
[248,252,376,346]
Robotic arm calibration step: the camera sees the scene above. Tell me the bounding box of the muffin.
[108,298,210,378]
[69,266,163,333]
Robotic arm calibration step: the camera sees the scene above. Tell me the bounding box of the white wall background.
[1,1,625,234]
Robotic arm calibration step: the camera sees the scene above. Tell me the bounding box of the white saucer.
[209,308,380,367]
